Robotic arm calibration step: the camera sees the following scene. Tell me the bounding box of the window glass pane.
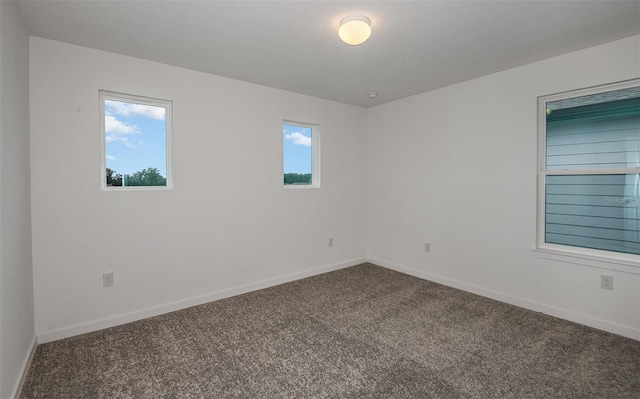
[546,87,640,170]
[104,99,168,187]
[283,123,312,185]
[545,174,639,255]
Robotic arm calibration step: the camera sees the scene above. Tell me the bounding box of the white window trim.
[99,90,173,191]
[283,119,321,189]
[536,79,640,273]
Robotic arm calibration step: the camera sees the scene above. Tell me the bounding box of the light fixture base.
[338,14,372,46]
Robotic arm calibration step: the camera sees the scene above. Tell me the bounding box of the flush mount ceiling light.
[338,15,372,46]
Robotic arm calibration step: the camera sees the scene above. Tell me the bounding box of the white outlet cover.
[103,272,114,287]
[601,275,613,290]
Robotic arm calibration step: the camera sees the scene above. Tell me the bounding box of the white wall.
[30,37,367,342]
[366,35,640,339]
[0,2,35,398]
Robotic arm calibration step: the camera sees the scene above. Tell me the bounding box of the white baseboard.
[10,335,37,399]
[367,257,640,341]
[37,258,366,344]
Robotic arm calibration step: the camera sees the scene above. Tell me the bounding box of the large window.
[283,121,320,187]
[100,91,172,189]
[538,80,639,262]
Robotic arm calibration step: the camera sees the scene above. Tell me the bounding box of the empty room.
[1,1,639,398]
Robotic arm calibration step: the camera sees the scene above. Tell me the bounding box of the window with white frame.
[100,91,172,189]
[283,121,320,187]
[537,79,639,261]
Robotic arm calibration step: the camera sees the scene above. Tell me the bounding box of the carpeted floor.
[20,264,640,398]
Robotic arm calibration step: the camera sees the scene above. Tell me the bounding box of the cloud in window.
[284,131,311,147]
[105,115,138,135]
[105,100,165,120]
[105,134,139,148]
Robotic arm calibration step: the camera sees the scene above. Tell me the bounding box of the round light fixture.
[338,15,372,46]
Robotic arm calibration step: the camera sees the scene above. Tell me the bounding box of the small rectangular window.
[100,91,172,189]
[538,80,639,260]
[283,121,320,188]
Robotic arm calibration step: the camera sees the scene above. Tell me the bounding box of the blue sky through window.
[104,99,167,177]
[283,124,312,174]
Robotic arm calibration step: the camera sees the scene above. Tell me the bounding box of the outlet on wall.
[424,242,431,253]
[328,237,334,247]
[601,274,613,290]
[103,271,114,287]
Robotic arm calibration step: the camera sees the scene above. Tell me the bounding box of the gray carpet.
[20,264,640,398]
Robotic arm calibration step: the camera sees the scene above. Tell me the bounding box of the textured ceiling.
[17,0,640,107]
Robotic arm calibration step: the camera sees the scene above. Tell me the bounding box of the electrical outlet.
[103,272,114,287]
[424,242,431,252]
[601,274,613,290]
[328,237,334,247]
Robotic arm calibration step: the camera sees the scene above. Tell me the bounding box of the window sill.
[534,245,639,275]
[284,185,319,189]
[103,186,173,191]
